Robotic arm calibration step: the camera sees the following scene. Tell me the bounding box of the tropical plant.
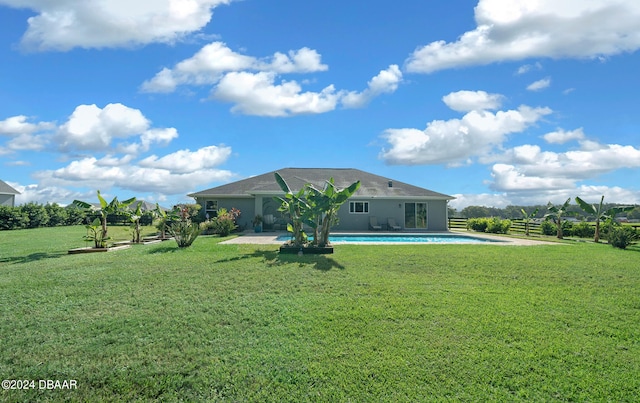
[274,173,313,247]
[575,195,634,243]
[128,203,143,243]
[274,172,361,248]
[73,190,136,248]
[205,207,241,236]
[607,225,637,249]
[544,198,573,239]
[520,207,539,236]
[306,177,361,247]
[168,206,201,248]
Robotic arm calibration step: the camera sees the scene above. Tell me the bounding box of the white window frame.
[349,201,369,214]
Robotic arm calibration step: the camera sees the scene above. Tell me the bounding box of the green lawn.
[1,226,639,402]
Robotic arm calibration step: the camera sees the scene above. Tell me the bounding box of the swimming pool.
[275,233,503,244]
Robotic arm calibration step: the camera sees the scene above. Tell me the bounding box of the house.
[188,168,455,232]
[0,180,20,207]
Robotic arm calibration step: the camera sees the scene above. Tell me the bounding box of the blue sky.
[1,0,639,210]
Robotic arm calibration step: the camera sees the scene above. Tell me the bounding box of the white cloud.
[516,62,542,75]
[141,42,327,93]
[485,141,640,193]
[139,145,231,173]
[212,71,339,117]
[405,0,640,73]
[450,185,640,209]
[543,128,585,144]
[11,182,86,206]
[380,97,552,165]
[1,0,232,51]
[0,115,54,134]
[527,77,551,91]
[34,147,234,196]
[0,115,54,152]
[54,103,177,154]
[341,65,403,108]
[441,90,504,113]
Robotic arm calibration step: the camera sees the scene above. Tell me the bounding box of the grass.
[1,226,639,402]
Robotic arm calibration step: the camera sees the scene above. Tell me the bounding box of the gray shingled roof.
[189,168,454,199]
[0,180,20,195]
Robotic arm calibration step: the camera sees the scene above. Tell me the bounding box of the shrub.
[21,202,50,228]
[201,208,240,237]
[572,222,595,238]
[561,220,574,237]
[608,226,637,249]
[540,220,556,236]
[0,206,29,230]
[467,218,488,232]
[486,217,511,234]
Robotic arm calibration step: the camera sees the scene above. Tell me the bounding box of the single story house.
[0,179,20,207]
[188,168,455,232]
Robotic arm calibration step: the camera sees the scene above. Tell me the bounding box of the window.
[349,201,369,214]
[205,200,218,218]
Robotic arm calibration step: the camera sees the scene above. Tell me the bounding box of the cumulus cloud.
[486,141,640,192]
[212,71,340,117]
[527,77,551,91]
[34,150,234,196]
[142,41,400,115]
[139,145,231,173]
[141,42,327,93]
[379,93,552,165]
[405,0,640,73]
[543,128,585,144]
[0,115,54,152]
[341,65,403,108]
[1,0,232,51]
[441,90,504,113]
[54,103,177,153]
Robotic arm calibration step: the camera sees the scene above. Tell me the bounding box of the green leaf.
[97,190,108,209]
[274,172,291,193]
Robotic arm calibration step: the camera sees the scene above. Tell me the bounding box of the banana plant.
[520,207,539,236]
[73,190,136,248]
[544,198,572,239]
[129,202,143,243]
[274,172,312,247]
[307,178,360,247]
[575,195,634,242]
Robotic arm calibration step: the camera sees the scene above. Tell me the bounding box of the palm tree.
[544,198,572,239]
[73,190,136,247]
[575,195,634,242]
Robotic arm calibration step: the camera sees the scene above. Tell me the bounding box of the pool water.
[276,233,502,244]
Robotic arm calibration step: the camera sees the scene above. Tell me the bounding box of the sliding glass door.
[405,202,427,229]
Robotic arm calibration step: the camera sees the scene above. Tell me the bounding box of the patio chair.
[387,218,402,231]
[369,216,382,230]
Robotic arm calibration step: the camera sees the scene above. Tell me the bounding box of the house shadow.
[216,249,346,271]
[0,251,66,265]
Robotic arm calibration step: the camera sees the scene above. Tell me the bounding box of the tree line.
[0,202,156,231]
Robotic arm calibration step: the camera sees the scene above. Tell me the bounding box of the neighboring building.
[188,168,455,232]
[0,180,20,207]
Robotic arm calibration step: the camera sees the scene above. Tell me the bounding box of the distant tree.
[461,206,490,218]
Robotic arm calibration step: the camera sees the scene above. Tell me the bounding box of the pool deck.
[220,230,558,246]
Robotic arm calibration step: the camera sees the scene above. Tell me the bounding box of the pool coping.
[220,230,559,246]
